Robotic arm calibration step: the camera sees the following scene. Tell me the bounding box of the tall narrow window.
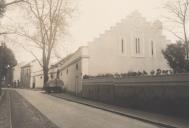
[121,39,124,53]
[151,41,154,56]
[135,37,141,54]
[76,63,78,70]
[135,38,138,54]
[138,38,140,53]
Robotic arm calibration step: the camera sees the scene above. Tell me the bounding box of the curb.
[51,94,178,128]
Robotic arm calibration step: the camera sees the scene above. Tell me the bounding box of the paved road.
[0,89,59,128]
[14,89,164,128]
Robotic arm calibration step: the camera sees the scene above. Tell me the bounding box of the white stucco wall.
[26,12,171,93]
[87,12,170,76]
[13,64,21,83]
[32,70,44,88]
[30,60,43,88]
[57,46,88,95]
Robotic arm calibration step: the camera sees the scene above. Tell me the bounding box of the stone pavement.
[0,89,59,128]
[0,91,11,128]
[50,92,189,128]
[15,89,165,128]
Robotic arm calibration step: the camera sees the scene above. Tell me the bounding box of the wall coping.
[82,74,189,86]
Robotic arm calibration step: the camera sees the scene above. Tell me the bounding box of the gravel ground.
[0,90,59,128]
[16,89,164,128]
[0,91,11,128]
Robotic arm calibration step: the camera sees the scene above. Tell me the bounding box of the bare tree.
[0,0,25,13]
[19,0,72,88]
[0,0,25,34]
[164,0,189,60]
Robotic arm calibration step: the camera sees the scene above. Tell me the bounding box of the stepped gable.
[88,11,155,45]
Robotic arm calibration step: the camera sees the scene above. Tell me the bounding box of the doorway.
[75,76,79,96]
[32,76,36,88]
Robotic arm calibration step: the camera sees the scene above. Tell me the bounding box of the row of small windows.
[35,63,79,80]
[121,38,155,56]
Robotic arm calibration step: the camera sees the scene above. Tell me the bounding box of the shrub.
[142,70,148,76]
[137,71,142,76]
[104,73,114,77]
[97,74,113,77]
[156,69,162,75]
[127,71,138,76]
[120,73,128,78]
[96,74,104,77]
[169,70,174,75]
[150,70,155,75]
[83,75,90,79]
[114,73,121,78]
[162,70,169,75]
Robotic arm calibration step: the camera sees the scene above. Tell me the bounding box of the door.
[75,76,79,96]
[32,76,36,88]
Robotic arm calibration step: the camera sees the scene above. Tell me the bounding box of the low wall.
[82,75,189,118]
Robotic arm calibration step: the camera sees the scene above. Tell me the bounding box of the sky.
[1,0,176,63]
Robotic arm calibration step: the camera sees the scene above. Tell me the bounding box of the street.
[0,89,59,128]
[0,89,165,128]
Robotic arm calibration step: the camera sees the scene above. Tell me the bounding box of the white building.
[51,47,89,95]
[51,12,170,95]
[18,12,170,95]
[30,60,43,88]
[20,60,43,88]
[87,12,170,75]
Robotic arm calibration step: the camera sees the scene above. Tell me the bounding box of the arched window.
[151,41,154,56]
[121,39,124,53]
[138,38,140,53]
[135,37,140,54]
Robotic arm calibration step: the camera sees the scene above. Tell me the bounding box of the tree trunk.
[43,66,49,88]
[0,74,2,95]
[183,20,189,61]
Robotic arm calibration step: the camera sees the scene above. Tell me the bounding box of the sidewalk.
[50,92,189,128]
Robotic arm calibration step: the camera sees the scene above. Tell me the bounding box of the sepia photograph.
[0,0,189,128]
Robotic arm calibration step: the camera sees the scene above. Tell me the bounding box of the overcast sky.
[1,0,176,63]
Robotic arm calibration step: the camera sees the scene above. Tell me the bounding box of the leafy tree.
[0,43,17,93]
[162,41,189,73]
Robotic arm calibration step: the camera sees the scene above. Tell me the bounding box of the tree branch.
[4,0,25,7]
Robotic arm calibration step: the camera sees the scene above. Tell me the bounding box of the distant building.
[20,63,31,88]
[20,60,42,88]
[12,63,21,87]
